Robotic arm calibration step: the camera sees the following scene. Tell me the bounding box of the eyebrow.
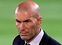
[16,19,31,23]
[16,19,21,23]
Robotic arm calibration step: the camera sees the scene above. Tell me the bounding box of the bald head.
[15,1,40,16]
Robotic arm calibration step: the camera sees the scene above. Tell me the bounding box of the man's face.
[16,10,40,41]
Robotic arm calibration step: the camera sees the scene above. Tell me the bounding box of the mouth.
[19,31,29,36]
[21,34,28,36]
[20,34,29,38]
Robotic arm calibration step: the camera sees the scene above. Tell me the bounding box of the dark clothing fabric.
[24,43,30,45]
[13,32,61,45]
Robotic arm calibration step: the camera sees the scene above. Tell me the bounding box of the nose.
[19,22,25,30]
[20,22,23,26]
[16,22,26,31]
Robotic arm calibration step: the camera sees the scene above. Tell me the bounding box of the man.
[13,0,61,45]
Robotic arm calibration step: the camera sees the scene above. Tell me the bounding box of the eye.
[24,19,31,22]
[16,19,21,23]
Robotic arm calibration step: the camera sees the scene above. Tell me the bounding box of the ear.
[37,16,42,27]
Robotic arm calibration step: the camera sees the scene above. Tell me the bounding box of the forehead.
[16,10,33,21]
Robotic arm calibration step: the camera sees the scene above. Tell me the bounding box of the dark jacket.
[13,32,61,45]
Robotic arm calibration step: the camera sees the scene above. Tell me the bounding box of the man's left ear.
[37,17,42,26]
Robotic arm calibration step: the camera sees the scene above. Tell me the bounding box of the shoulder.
[40,32,61,45]
[13,35,25,45]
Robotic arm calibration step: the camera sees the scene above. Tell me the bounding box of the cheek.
[28,23,37,34]
[28,23,35,29]
[24,22,33,29]
[25,23,36,34]
[27,21,38,32]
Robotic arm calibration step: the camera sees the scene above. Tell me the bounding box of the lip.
[19,30,28,33]
[19,32,28,35]
[19,29,29,35]
[20,33,29,37]
[20,31,28,34]
[21,34,28,36]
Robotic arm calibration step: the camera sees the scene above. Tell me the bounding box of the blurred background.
[0,0,62,45]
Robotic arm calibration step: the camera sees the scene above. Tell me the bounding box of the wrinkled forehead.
[15,3,31,21]
[16,10,32,21]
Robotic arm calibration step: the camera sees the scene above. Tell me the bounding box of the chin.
[20,35,30,40]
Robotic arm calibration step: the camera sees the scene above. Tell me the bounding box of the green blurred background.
[0,0,62,45]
